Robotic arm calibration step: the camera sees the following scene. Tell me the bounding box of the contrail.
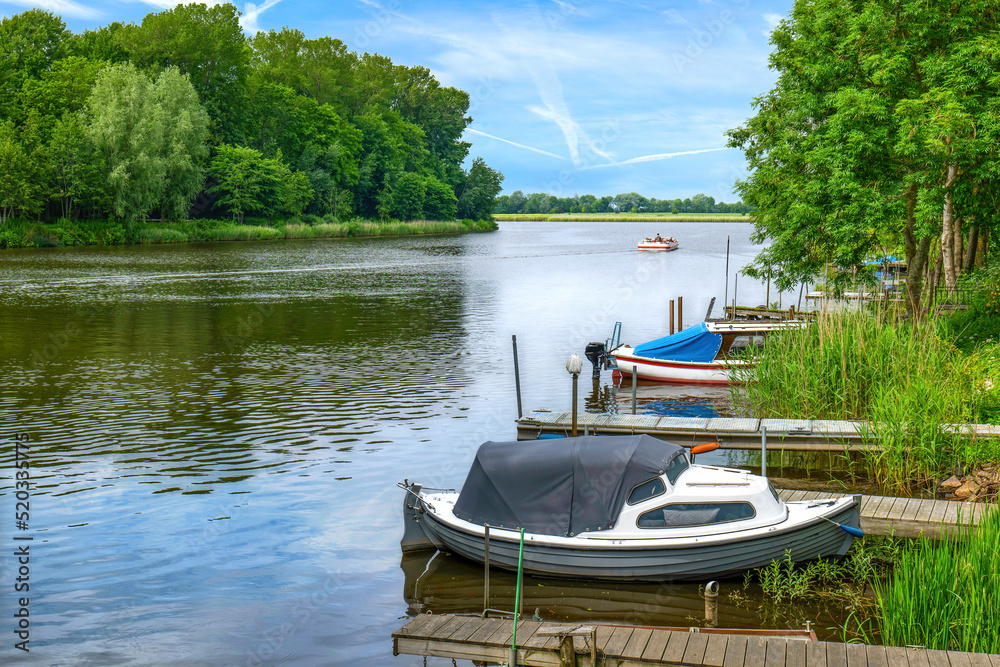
[584,147,730,169]
[465,129,567,160]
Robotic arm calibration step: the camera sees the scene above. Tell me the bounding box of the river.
[0,221,838,666]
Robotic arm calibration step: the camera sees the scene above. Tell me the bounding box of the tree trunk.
[902,182,932,316]
[964,222,978,273]
[954,216,963,274]
[941,163,959,289]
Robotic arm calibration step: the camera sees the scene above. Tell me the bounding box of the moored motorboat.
[611,319,803,385]
[638,235,678,251]
[400,435,860,581]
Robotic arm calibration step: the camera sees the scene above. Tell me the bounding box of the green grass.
[875,506,1000,652]
[732,310,1000,491]
[0,217,497,249]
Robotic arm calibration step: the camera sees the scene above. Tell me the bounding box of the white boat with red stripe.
[637,235,678,251]
[611,320,804,385]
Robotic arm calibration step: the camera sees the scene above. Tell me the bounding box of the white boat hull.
[612,347,745,385]
[637,241,678,251]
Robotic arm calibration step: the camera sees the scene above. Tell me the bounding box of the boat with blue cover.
[400,435,860,581]
[610,319,803,385]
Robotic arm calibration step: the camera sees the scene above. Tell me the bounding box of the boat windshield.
[627,477,666,505]
[665,455,689,484]
[637,502,756,529]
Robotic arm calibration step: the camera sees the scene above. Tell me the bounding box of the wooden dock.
[775,489,989,539]
[393,614,1000,666]
[515,412,1000,452]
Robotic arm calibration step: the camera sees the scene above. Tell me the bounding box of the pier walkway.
[515,412,1000,452]
[393,614,1000,666]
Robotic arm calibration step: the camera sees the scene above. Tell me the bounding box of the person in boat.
[654,233,663,242]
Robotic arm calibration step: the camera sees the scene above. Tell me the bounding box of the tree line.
[0,6,504,228]
[727,0,1000,314]
[494,191,753,215]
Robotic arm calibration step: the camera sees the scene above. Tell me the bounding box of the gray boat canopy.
[452,435,686,537]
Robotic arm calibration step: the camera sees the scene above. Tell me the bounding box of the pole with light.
[566,354,583,437]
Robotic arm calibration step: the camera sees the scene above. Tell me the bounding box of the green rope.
[510,527,525,666]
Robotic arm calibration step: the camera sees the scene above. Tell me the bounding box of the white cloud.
[240,0,282,35]
[762,12,783,38]
[2,0,100,18]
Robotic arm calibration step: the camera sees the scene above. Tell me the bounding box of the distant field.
[493,213,752,222]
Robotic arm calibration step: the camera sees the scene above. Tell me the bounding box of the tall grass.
[733,310,1000,490]
[876,507,1000,652]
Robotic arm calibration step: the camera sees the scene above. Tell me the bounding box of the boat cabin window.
[665,455,689,484]
[627,478,666,505]
[636,502,756,529]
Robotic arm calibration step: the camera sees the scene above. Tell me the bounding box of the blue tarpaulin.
[632,322,722,362]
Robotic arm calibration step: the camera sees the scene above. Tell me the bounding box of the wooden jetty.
[775,489,989,539]
[515,412,1000,452]
[393,614,1000,666]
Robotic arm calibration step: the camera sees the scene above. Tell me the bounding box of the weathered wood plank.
[863,644,888,667]
[899,498,926,523]
[764,637,788,667]
[827,641,848,667]
[883,645,909,667]
[722,634,749,667]
[595,625,616,654]
[906,648,931,667]
[682,632,711,665]
[468,618,508,644]
[603,626,634,657]
[640,629,671,662]
[845,641,868,667]
[620,627,653,660]
[787,638,806,667]
[394,613,437,637]
[966,653,996,667]
[443,615,482,640]
[744,636,769,667]
[661,631,691,664]
[885,496,909,522]
[703,634,729,667]
[946,651,974,667]
[924,649,951,667]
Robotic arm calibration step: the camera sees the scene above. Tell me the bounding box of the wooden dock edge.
[392,615,1000,666]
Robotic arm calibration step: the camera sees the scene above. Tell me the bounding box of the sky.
[2,0,797,202]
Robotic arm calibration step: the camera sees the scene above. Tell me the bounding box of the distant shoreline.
[493,213,753,222]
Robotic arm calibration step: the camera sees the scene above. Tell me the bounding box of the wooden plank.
[641,629,672,662]
[906,649,931,667]
[846,641,868,667]
[682,632,711,665]
[485,618,517,645]
[928,500,950,526]
[828,641,849,667]
[512,620,544,648]
[862,495,886,518]
[621,627,653,660]
[883,646,909,667]
[806,642,828,667]
[787,639,806,667]
[703,634,730,667]
[924,649,951,667]
[859,495,879,515]
[946,651,974,667]
[417,613,460,639]
[661,631,691,664]
[595,625,616,654]
[988,654,1000,667]
[872,496,896,520]
[394,613,436,637]
[967,653,996,667]
[723,634,749,667]
[900,498,927,523]
[864,644,888,667]
[603,626,634,657]
[765,637,788,667]
[467,618,508,644]
[444,615,482,640]
[744,636,769,667]
[885,496,909,522]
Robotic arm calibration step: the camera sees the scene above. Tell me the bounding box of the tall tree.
[456,157,504,221]
[0,10,73,120]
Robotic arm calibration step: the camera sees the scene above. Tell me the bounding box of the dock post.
[678,295,683,331]
[567,355,582,437]
[512,335,523,419]
[669,299,675,335]
[631,366,637,415]
[724,236,730,310]
[484,525,490,616]
[704,580,719,628]
[761,426,767,478]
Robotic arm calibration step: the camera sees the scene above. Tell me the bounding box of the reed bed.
[875,506,1000,652]
[733,311,1000,490]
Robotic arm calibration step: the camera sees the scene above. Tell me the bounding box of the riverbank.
[0,217,498,250]
[493,212,751,222]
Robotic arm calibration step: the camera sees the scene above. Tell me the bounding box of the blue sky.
[4,0,795,202]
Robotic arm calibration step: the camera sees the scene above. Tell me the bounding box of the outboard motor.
[584,341,606,377]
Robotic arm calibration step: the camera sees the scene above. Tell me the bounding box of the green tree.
[389,172,426,221]
[0,10,73,120]
[423,175,457,220]
[456,157,504,221]
[209,144,274,223]
[0,120,46,224]
[48,114,107,220]
[83,63,209,222]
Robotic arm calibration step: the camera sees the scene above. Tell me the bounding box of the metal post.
[704,296,715,321]
[571,372,579,437]
[512,335,523,419]
[705,581,719,628]
[724,236,730,311]
[669,299,675,335]
[484,525,490,615]
[631,366,637,415]
[734,272,739,316]
[678,295,683,331]
[761,426,767,478]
